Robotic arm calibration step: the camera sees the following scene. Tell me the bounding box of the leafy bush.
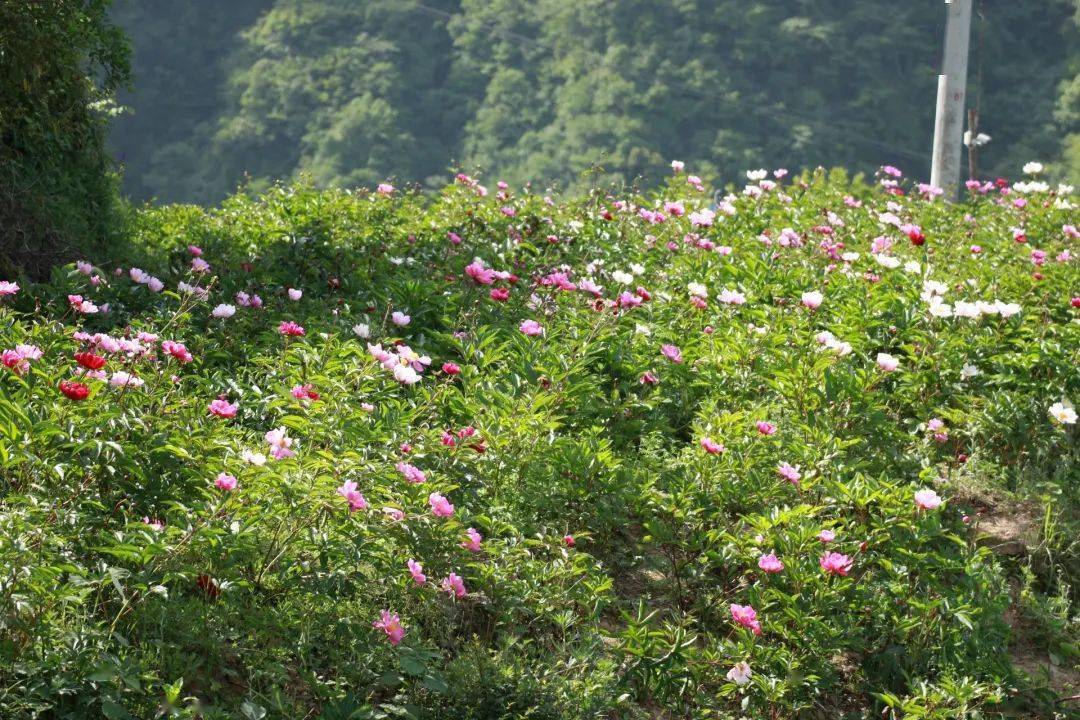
[0,166,1077,718]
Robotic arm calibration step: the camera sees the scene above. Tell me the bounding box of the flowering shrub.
[0,165,1076,718]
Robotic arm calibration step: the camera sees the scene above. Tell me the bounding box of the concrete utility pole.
[930,0,973,198]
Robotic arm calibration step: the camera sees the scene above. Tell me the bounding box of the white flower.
[391,311,411,326]
[726,661,752,686]
[876,353,900,372]
[634,323,652,336]
[241,449,267,466]
[903,261,922,274]
[875,254,901,269]
[687,282,708,299]
[393,364,421,385]
[211,303,236,319]
[1049,401,1076,425]
[927,299,953,318]
[630,263,646,275]
[746,169,768,181]
[1022,161,1044,175]
[352,323,371,339]
[961,364,980,380]
[611,270,634,284]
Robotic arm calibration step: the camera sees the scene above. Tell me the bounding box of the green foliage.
[0,0,131,276]
[0,168,1078,718]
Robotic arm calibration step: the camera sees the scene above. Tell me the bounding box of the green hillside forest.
[107,0,1080,204]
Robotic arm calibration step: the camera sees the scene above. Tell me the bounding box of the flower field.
[1,166,1078,719]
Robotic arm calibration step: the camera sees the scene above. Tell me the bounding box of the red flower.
[74,351,106,370]
[59,380,90,401]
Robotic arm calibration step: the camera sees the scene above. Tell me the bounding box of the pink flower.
[211,304,235,318]
[661,344,683,364]
[519,319,543,336]
[442,362,461,375]
[161,340,193,363]
[337,480,368,511]
[639,372,659,386]
[465,260,496,285]
[700,437,725,455]
[489,287,510,302]
[208,398,238,418]
[187,245,202,257]
[391,311,411,326]
[377,183,395,195]
[278,320,306,337]
[820,551,853,576]
[755,420,777,436]
[876,353,900,372]
[563,534,576,547]
[191,258,210,273]
[818,529,836,543]
[214,472,238,491]
[671,160,684,173]
[396,462,426,484]
[373,610,405,645]
[291,384,319,401]
[914,488,943,510]
[758,552,784,573]
[801,291,823,309]
[0,281,20,297]
[462,527,483,552]
[776,462,801,485]
[730,603,762,635]
[428,492,454,518]
[287,288,303,301]
[407,559,426,584]
[265,427,295,459]
[441,572,467,598]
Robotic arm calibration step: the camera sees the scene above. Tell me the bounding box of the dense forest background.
[109,0,1080,205]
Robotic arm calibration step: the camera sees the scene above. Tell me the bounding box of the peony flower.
[876,353,900,372]
[660,344,683,364]
[758,552,784,573]
[393,364,421,385]
[442,573,467,598]
[59,380,90,401]
[776,462,801,485]
[730,603,762,635]
[428,492,454,517]
[0,281,20,296]
[352,323,371,339]
[265,427,295,459]
[208,398,238,418]
[462,527,483,552]
[278,320,305,337]
[337,480,368,511]
[161,340,193,364]
[801,291,823,309]
[563,534,576,547]
[241,449,267,466]
[914,488,943,510]
[396,462,426,484]
[373,610,405,645]
[211,304,236,319]
[407,559,426,585]
[820,551,853,576]
[519,319,543,336]
[1049,401,1077,425]
[287,288,302,301]
[109,371,144,388]
[726,661,752,686]
[700,437,725,455]
[818,529,836,543]
[214,472,238,491]
[755,420,777,436]
[391,311,411,326]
